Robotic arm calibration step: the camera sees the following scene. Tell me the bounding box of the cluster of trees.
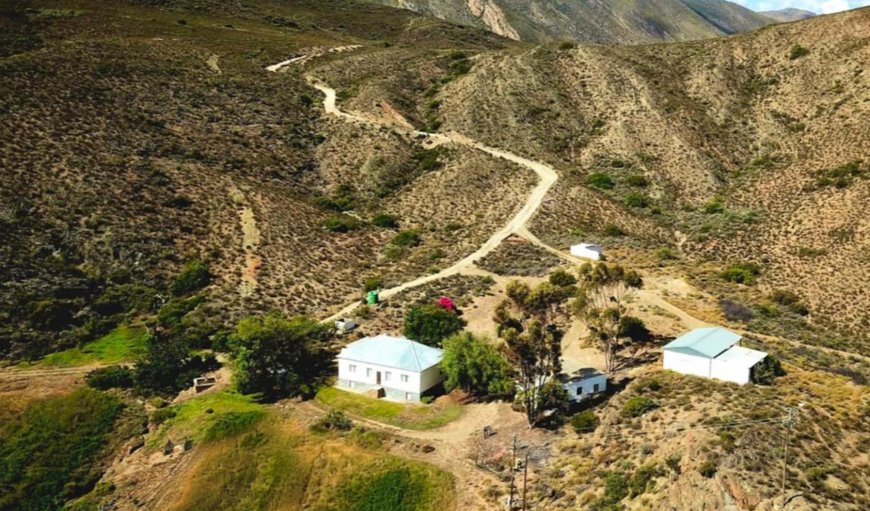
[437,263,650,426]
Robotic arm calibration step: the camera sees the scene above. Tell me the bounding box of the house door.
[376,371,382,385]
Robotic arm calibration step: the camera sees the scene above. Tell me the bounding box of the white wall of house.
[419,365,444,393]
[337,357,443,394]
[564,374,607,402]
[663,351,711,378]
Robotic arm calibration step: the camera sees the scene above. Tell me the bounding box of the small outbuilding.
[336,334,444,402]
[561,368,607,402]
[334,318,357,334]
[663,327,768,385]
[570,243,603,261]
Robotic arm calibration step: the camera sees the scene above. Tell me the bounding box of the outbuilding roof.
[713,345,767,369]
[337,334,443,372]
[663,327,742,359]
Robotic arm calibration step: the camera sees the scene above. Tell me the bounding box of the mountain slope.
[761,8,817,22]
[366,0,775,42]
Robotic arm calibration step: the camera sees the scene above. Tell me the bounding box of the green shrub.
[559,41,576,50]
[752,355,785,385]
[412,147,443,172]
[570,410,599,434]
[704,198,725,214]
[363,277,383,292]
[86,365,134,390]
[372,213,399,229]
[625,174,648,187]
[770,289,809,315]
[587,172,615,190]
[720,262,762,284]
[171,259,212,296]
[323,215,360,233]
[313,409,354,432]
[629,464,660,497]
[622,396,658,417]
[603,224,625,236]
[698,459,718,478]
[549,269,578,287]
[593,471,629,509]
[624,192,649,208]
[665,454,682,474]
[392,230,422,247]
[656,248,678,261]
[404,304,466,347]
[788,44,809,60]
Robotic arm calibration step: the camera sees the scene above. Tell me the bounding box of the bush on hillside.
[403,304,466,348]
[171,259,212,296]
[788,44,809,60]
[570,410,599,434]
[313,409,354,432]
[372,213,399,229]
[549,269,578,288]
[720,262,762,284]
[587,172,615,190]
[752,355,785,385]
[622,396,658,417]
[391,230,422,247]
[86,365,134,390]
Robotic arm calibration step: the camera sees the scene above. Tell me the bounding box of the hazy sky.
[730,0,870,13]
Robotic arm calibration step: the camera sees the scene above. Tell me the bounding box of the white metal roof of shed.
[713,345,768,369]
[337,334,443,372]
[663,327,742,358]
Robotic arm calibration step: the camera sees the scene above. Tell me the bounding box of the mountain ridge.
[365,0,776,43]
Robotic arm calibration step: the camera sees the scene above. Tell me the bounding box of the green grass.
[315,387,462,430]
[148,391,265,447]
[33,324,148,367]
[329,458,455,511]
[170,417,455,511]
[0,388,122,511]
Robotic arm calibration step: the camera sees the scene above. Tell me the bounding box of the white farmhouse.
[663,327,768,385]
[561,368,607,402]
[336,334,444,402]
[570,243,603,261]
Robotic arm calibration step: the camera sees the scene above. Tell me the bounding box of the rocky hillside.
[761,8,817,22]
[366,0,775,42]
[319,7,870,351]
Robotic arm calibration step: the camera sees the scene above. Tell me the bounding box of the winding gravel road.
[307,80,558,321]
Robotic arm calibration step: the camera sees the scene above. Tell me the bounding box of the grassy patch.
[330,458,455,511]
[33,324,148,367]
[169,418,454,511]
[315,387,462,430]
[0,388,122,511]
[149,391,265,447]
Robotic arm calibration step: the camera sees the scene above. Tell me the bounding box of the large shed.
[663,327,767,385]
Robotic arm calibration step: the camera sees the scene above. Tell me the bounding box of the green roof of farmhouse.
[337,335,443,372]
[664,327,742,358]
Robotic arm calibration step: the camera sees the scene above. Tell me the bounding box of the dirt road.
[307,80,558,322]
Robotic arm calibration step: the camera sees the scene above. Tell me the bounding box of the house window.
[366,368,372,378]
[576,386,583,396]
[593,383,600,393]
[385,371,391,381]
[401,374,409,383]
[349,364,357,373]
[406,392,412,401]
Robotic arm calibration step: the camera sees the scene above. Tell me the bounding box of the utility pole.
[522,452,529,511]
[780,407,798,508]
[508,435,517,510]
